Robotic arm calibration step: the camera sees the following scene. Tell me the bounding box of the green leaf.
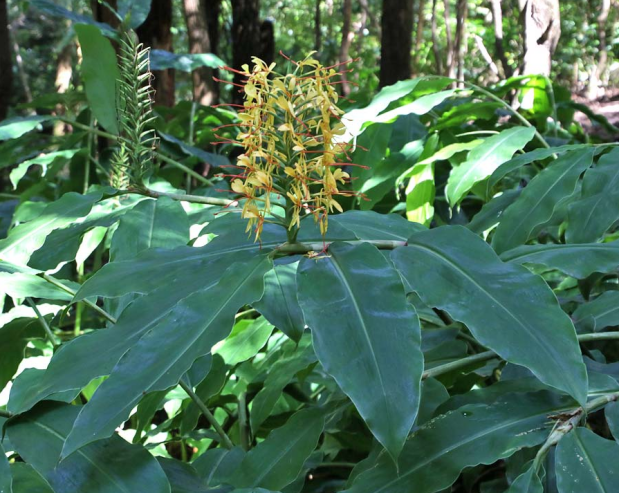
[391,226,588,405]
[150,50,226,72]
[8,368,79,414]
[10,150,79,188]
[0,116,51,140]
[446,127,536,206]
[500,241,619,279]
[345,391,575,492]
[75,24,120,134]
[9,464,53,493]
[215,317,273,366]
[298,242,424,459]
[192,448,245,487]
[466,190,521,234]
[7,402,171,492]
[330,210,424,241]
[253,263,306,342]
[0,442,11,494]
[492,148,596,254]
[29,0,113,33]
[0,318,43,391]
[61,254,271,458]
[415,139,484,166]
[0,272,76,301]
[0,189,106,265]
[555,427,619,493]
[232,408,325,491]
[157,458,210,493]
[159,132,230,167]
[507,461,543,493]
[117,0,152,28]
[566,149,619,243]
[605,401,618,442]
[572,291,619,333]
[371,90,456,124]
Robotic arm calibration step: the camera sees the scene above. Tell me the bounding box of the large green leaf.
[9,150,79,188]
[555,427,619,493]
[500,241,619,279]
[507,461,543,493]
[29,0,113,33]
[75,24,120,134]
[298,242,424,459]
[7,402,170,492]
[61,254,271,458]
[492,148,595,254]
[345,391,575,492]
[330,210,424,241]
[214,316,273,366]
[371,90,456,124]
[466,189,521,234]
[0,189,106,265]
[253,262,306,342]
[0,272,76,301]
[566,149,619,243]
[156,458,210,493]
[445,127,536,206]
[572,291,619,333]
[192,448,245,487]
[391,226,588,405]
[117,0,152,28]
[9,463,53,493]
[0,318,43,391]
[158,132,229,167]
[606,401,619,442]
[0,116,51,141]
[231,408,325,491]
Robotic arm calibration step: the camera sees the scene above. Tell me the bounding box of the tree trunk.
[443,0,454,77]
[454,0,467,84]
[53,42,74,136]
[91,0,120,29]
[412,0,426,72]
[259,19,275,68]
[587,0,611,100]
[137,0,175,107]
[431,0,443,74]
[520,0,561,76]
[0,0,13,120]
[314,0,321,52]
[183,0,217,105]
[339,0,353,95]
[380,0,414,88]
[231,0,260,105]
[490,0,511,77]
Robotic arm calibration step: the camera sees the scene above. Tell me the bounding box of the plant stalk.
[26,297,60,347]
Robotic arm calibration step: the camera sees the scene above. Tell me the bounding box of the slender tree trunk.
[259,19,275,68]
[231,0,260,105]
[137,0,175,107]
[0,0,13,120]
[431,0,443,74]
[53,42,73,136]
[314,0,321,52]
[443,0,454,77]
[183,0,216,105]
[412,0,427,72]
[91,0,120,29]
[520,0,561,76]
[490,0,511,77]
[206,0,221,101]
[454,0,467,84]
[380,0,414,87]
[339,0,353,95]
[587,0,611,100]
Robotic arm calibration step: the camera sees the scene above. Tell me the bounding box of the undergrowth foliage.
[0,15,618,494]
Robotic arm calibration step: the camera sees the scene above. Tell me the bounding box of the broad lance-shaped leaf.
[0,189,106,265]
[500,241,619,279]
[253,262,306,342]
[7,402,170,493]
[572,291,619,334]
[391,226,588,405]
[345,391,575,492]
[0,442,11,493]
[566,148,619,243]
[214,316,274,366]
[75,24,120,134]
[61,254,271,458]
[555,427,619,493]
[298,242,424,459]
[0,115,51,141]
[330,210,425,242]
[231,408,325,491]
[445,127,536,206]
[9,464,53,493]
[605,401,618,442]
[492,148,596,254]
[507,461,543,493]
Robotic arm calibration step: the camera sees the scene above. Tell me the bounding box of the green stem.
[423,332,619,380]
[275,239,407,255]
[26,297,59,347]
[179,381,235,450]
[238,392,250,451]
[138,187,236,207]
[0,409,11,418]
[41,274,117,324]
[531,392,619,474]
[315,462,356,469]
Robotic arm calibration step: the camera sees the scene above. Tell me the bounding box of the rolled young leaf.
[298,241,424,460]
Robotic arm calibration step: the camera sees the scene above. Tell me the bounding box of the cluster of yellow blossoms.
[227,54,355,242]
